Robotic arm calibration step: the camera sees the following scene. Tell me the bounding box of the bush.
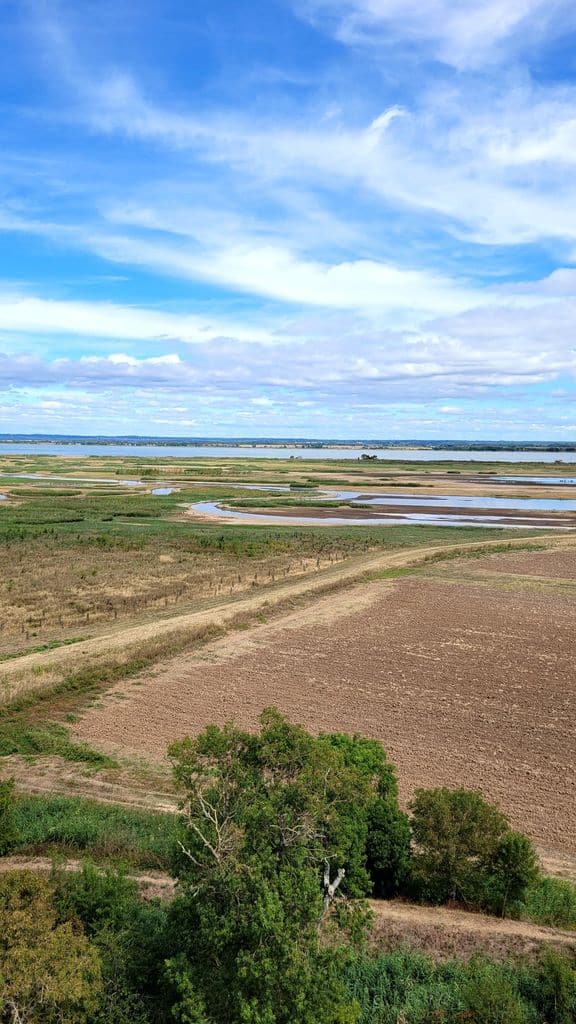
[481,832,540,917]
[0,777,19,855]
[0,870,102,1023]
[53,862,171,1024]
[462,959,530,1024]
[525,948,576,1024]
[521,876,576,929]
[409,788,537,911]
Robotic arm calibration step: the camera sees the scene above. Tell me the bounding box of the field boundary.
[1,532,574,705]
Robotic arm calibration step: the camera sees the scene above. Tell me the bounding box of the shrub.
[0,870,102,1023]
[521,876,576,929]
[409,788,528,909]
[525,948,576,1024]
[462,959,530,1024]
[0,777,19,855]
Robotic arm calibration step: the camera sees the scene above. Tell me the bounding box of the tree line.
[0,709,574,1023]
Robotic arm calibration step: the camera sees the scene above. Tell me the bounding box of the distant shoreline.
[1,436,576,453]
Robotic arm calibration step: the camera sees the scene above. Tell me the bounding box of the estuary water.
[1,442,576,463]
[191,501,569,530]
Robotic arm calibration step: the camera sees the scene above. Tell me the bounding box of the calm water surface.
[191,501,566,530]
[2,443,576,463]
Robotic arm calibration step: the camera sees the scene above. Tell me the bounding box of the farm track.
[72,540,576,857]
[3,754,574,883]
[0,854,573,959]
[1,531,573,698]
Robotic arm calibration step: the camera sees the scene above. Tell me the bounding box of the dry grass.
[1,533,567,705]
[0,527,349,656]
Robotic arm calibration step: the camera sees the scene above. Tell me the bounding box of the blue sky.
[1,0,576,438]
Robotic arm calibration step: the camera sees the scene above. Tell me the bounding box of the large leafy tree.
[166,709,401,1024]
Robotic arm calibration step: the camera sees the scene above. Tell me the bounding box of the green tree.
[0,870,102,1024]
[409,788,509,905]
[166,709,376,1024]
[365,800,412,899]
[481,831,539,917]
[0,778,19,855]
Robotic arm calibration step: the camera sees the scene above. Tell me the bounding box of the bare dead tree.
[318,860,346,928]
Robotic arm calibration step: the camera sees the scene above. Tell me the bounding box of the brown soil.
[467,547,576,577]
[74,545,576,856]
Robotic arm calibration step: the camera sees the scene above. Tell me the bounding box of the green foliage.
[481,832,540,917]
[165,957,215,1023]
[343,948,467,1023]
[365,801,412,899]
[521,876,576,929]
[167,709,382,1023]
[409,788,537,911]
[0,777,19,855]
[15,794,178,868]
[52,862,170,1024]
[524,948,576,1024]
[0,721,112,765]
[343,948,575,1024]
[462,959,530,1024]
[0,870,102,1023]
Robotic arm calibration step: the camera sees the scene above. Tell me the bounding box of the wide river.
[1,443,576,463]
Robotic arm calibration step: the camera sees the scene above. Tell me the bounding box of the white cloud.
[297,0,571,69]
[90,230,483,318]
[73,73,576,249]
[0,293,271,345]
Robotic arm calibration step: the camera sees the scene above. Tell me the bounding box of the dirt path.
[369,899,576,959]
[1,533,573,701]
[2,755,177,813]
[0,855,176,900]
[3,751,573,884]
[0,854,572,958]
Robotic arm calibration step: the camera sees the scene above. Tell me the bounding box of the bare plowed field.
[75,549,576,854]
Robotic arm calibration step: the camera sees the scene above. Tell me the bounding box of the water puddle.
[190,501,571,530]
[495,476,576,486]
[355,493,576,512]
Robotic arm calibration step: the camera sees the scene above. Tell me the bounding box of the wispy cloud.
[0,0,575,436]
[296,0,572,68]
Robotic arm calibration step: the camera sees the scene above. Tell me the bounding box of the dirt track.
[2,533,569,701]
[0,854,572,958]
[73,543,576,856]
